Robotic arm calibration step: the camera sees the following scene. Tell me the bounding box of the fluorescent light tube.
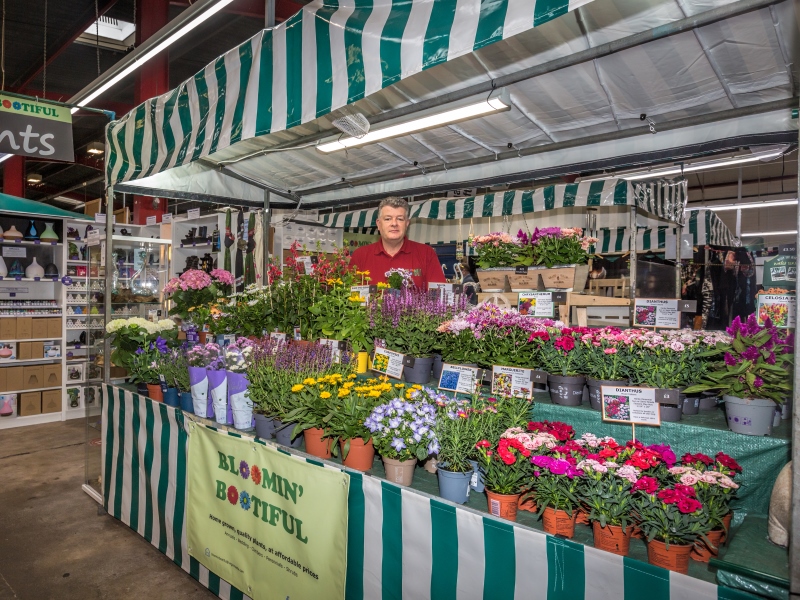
[71,0,235,113]
[317,97,510,153]
[740,230,797,237]
[620,150,786,181]
[0,154,10,164]
[686,199,798,212]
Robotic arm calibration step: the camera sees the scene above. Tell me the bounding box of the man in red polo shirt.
[349,197,446,288]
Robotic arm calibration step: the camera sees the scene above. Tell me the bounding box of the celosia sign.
[601,386,661,426]
[756,294,795,329]
[186,423,349,600]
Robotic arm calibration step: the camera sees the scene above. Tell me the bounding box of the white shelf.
[0,357,61,365]
[0,277,61,282]
[0,338,62,343]
[0,412,63,430]
[0,385,62,394]
[0,239,61,247]
[0,314,62,318]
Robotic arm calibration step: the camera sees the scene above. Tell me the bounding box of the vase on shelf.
[39,222,59,243]
[8,260,23,276]
[24,220,39,240]
[3,225,22,240]
[0,256,6,277]
[44,263,59,278]
[25,258,45,279]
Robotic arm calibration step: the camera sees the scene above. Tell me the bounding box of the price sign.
[372,347,404,379]
[2,246,26,258]
[269,332,287,344]
[633,299,683,328]
[517,292,555,317]
[756,293,796,328]
[428,282,463,305]
[187,208,201,220]
[146,216,157,226]
[438,363,480,394]
[162,213,173,224]
[319,338,347,362]
[350,285,373,306]
[601,386,661,426]
[490,365,534,399]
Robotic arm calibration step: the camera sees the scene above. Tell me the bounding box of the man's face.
[376,205,409,243]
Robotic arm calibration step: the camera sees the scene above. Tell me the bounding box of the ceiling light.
[317,94,511,153]
[740,230,797,237]
[71,0,236,113]
[27,173,42,184]
[87,142,105,155]
[622,150,786,181]
[686,199,798,212]
[0,154,10,164]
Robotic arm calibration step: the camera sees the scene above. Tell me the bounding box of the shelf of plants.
[101,238,792,588]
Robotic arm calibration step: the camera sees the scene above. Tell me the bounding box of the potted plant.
[163,269,231,322]
[130,342,163,401]
[474,429,533,521]
[365,397,438,486]
[580,329,632,410]
[309,269,372,355]
[105,317,178,377]
[469,232,529,291]
[433,393,480,504]
[223,338,256,430]
[684,315,793,435]
[186,343,223,418]
[529,442,585,537]
[630,478,712,574]
[519,227,597,291]
[540,328,589,406]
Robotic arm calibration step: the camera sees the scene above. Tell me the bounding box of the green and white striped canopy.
[105,0,595,187]
[321,178,687,228]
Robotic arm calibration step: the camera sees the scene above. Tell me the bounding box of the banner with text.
[0,94,74,161]
[186,423,349,600]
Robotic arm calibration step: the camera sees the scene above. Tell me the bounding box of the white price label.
[146,216,157,225]
[438,363,479,394]
[601,386,661,426]
[161,213,173,224]
[491,365,534,399]
[187,208,201,220]
[372,347,405,379]
[2,246,26,258]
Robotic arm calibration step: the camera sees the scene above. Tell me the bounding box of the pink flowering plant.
[539,327,591,376]
[470,232,530,268]
[529,439,586,516]
[186,342,224,370]
[580,328,634,381]
[164,268,233,321]
[684,314,793,403]
[630,479,713,547]
[626,329,714,390]
[474,432,533,495]
[673,451,741,531]
[518,227,597,268]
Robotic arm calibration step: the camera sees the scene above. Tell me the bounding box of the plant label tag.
[438,363,479,394]
[222,334,235,347]
[491,365,533,399]
[429,282,462,305]
[514,266,529,275]
[530,370,548,383]
[319,338,344,362]
[756,293,796,328]
[654,389,680,405]
[2,246,25,258]
[187,208,201,220]
[633,298,680,329]
[350,285,371,305]
[297,256,314,274]
[517,291,555,317]
[601,386,661,426]
[161,213,173,224]
[159,374,169,394]
[372,347,404,379]
[146,216,157,225]
[293,326,302,341]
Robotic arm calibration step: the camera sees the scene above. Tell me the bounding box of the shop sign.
[601,386,661,426]
[187,423,349,600]
[0,94,74,161]
[438,363,480,394]
[756,293,796,329]
[763,253,796,291]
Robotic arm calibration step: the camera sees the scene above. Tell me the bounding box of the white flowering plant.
[106,317,178,373]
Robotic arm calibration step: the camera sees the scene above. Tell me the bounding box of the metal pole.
[262,190,271,286]
[629,206,637,325]
[103,187,114,384]
[675,223,682,298]
[265,0,275,27]
[790,98,800,598]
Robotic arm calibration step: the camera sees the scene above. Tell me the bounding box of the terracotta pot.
[541,507,576,538]
[198,331,208,344]
[592,522,632,556]
[691,529,724,563]
[630,525,645,539]
[382,457,417,486]
[721,512,733,544]
[486,491,521,521]
[576,508,590,525]
[646,539,693,574]
[517,494,537,513]
[339,438,375,471]
[303,427,332,459]
[146,384,163,402]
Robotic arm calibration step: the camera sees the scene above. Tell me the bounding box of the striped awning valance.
[105,0,595,187]
[321,179,687,227]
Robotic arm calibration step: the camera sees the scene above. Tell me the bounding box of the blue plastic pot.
[163,387,180,408]
[437,467,472,504]
[274,420,302,448]
[179,392,194,413]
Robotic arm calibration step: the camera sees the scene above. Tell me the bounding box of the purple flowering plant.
[529,448,584,516]
[684,314,793,403]
[365,397,439,461]
[187,343,224,369]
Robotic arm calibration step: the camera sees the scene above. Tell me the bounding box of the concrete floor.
[0,419,216,600]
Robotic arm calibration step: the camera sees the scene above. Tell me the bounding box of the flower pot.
[592,522,632,556]
[207,369,228,425]
[179,392,194,413]
[699,392,719,411]
[146,383,163,402]
[659,391,683,422]
[303,427,333,459]
[254,414,277,439]
[682,395,700,415]
[721,512,733,544]
[690,529,724,563]
[773,407,782,428]
[781,396,792,420]
[356,351,369,374]
[475,269,510,292]
[486,491,520,521]
[163,387,180,407]
[547,374,586,406]
[541,507,576,538]
[437,467,472,504]
[403,355,434,384]
[227,371,253,430]
[274,420,303,448]
[136,382,149,396]
[198,331,208,344]
[533,264,590,292]
[645,539,693,574]
[518,494,537,513]
[586,378,628,411]
[576,508,590,525]
[723,395,777,436]
[468,459,485,493]
[340,438,375,471]
[432,354,443,382]
[382,456,417,486]
[188,366,211,418]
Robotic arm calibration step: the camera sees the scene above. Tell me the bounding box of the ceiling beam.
[169,0,308,22]
[10,0,120,92]
[15,88,133,118]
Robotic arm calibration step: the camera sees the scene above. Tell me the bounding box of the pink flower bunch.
[501,427,558,452]
[668,466,739,489]
[164,269,213,293]
[210,269,234,287]
[437,302,561,338]
[470,232,517,248]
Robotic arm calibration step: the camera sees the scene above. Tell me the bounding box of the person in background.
[349,196,445,288]
[458,256,479,305]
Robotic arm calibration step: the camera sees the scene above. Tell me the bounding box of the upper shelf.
[0,239,61,247]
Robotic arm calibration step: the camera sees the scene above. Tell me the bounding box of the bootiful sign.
[0,94,74,161]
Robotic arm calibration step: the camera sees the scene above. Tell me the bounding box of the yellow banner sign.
[186,423,349,600]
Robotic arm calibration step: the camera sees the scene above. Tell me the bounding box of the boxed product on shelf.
[66,387,82,409]
[30,342,43,359]
[0,394,17,417]
[0,368,6,391]
[5,366,23,392]
[16,317,31,339]
[43,343,60,358]
[31,319,48,339]
[22,365,43,389]
[42,364,61,387]
[0,342,17,361]
[67,364,84,382]
[18,391,40,416]
[0,317,16,339]
[47,318,61,338]
[41,390,60,414]
[17,342,30,360]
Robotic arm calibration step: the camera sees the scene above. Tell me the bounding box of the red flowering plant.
[539,327,591,376]
[670,452,741,531]
[631,479,713,547]
[527,420,575,442]
[622,440,677,483]
[474,432,533,495]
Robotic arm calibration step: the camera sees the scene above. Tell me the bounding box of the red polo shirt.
[350,238,446,288]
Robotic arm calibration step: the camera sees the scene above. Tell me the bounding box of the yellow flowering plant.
[308,268,372,353]
[282,370,357,437]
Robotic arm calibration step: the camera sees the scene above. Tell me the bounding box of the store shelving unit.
[170,213,222,276]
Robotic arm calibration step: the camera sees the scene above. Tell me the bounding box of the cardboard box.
[47,318,61,339]
[30,342,43,359]
[42,364,61,387]
[41,389,61,413]
[84,198,102,216]
[43,343,61,358]
[22,365,43,390]
[31,319,48,339]
[0,368,7,392]
[17,342,31,360]
[15,317,32,340]
[6,366,23,392]
[18,391,41,416]
[0,318,16,340]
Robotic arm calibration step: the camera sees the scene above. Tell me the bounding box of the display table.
[101,384,766,600]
